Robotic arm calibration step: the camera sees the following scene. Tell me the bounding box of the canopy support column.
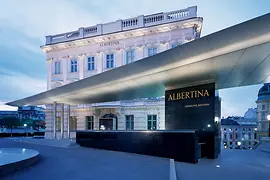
[61,103,64,139]
[67,105,70,139]
[53,102,57,139]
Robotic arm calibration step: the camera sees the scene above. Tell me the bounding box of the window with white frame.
[54,61,61,74]
[106,54,114,68]
[126,50,135,64]
[71,60,78,72]
[147,47,157,57]
[126,115,134,130]
[86,116,94,130]
[147,114,157,130]
[88,57,95,70]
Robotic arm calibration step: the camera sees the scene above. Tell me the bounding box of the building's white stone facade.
[256,83,270,138]
[42,6,203,139]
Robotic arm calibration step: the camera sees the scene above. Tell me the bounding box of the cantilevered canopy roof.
[7,13,270,106]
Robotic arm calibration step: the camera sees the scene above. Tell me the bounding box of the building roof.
[257,83,270,101]
[44,6,199,46]
[7,12,270,106]
[221,116,258,127]
[221,119,240,126]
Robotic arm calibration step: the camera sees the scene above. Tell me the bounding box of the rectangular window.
[262,104,265,110]
[88,57,95,71]
[261,112,266,120]
[148,47,157,57]
[126,50,135,64]
[70,116,77,131]
[54,62,61,74]
[147,115,157,130]
[126,115,134,130]
[71,60,78,72]
[56,117,61,131]
[86,116,94,130]
[106,54,114,68]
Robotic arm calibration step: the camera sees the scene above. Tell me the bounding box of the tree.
[1,116,21,137]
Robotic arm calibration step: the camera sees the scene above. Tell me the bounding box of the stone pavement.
[0,139,169,180]
[175,149,270,180]
[2,138,270,180]
[256,139,270,153]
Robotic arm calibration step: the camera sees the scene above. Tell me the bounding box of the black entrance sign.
[165,83,215,131]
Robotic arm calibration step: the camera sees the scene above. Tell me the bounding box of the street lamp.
[24,124,27,137]
[267,115,270,137]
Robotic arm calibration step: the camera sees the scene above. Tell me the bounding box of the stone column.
[67,105,71,139]
[53,102,57,139]
[61,103,64,139]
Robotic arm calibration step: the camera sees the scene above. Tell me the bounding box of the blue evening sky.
[0,0,269,117]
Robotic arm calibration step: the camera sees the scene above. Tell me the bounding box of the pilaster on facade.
[46,58,53,90]
[62,56,68,84]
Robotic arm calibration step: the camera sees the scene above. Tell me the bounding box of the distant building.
[0,106,45,124]
[221,116,257,149]
[18,106,45,121]
[256,83,270,138]
[0,111,18,120]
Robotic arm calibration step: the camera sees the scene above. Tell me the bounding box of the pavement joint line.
[170,159,177,180]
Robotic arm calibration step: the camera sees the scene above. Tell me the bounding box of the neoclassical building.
[42,6,204,138]
[221,116,257,149]
[256,83,270,138]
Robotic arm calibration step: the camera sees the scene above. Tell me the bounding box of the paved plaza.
[1,138,270,180]
[176,149,270,180]
[0,139,169,180]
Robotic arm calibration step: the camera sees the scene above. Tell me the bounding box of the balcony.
[45,6,197,45]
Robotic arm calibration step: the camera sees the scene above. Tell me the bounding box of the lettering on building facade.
[165,83,215,130]
[100,41,120,47]
[167,89,210,101]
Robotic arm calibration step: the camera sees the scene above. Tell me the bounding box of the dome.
[257,83,270,101]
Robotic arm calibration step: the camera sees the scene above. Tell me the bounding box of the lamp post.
[267,115,270,137]
[24,124,27,137]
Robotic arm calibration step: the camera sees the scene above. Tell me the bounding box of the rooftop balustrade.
[45,6,197,45]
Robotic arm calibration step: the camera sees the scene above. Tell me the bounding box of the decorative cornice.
[42,19,201,53]
[46,58,54,63]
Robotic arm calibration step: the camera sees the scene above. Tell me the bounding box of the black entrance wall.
[76,130,200,163]
[165,83,220,159]
[165,83,216,131]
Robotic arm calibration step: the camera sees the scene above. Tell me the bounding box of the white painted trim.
[170,159,177,180]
